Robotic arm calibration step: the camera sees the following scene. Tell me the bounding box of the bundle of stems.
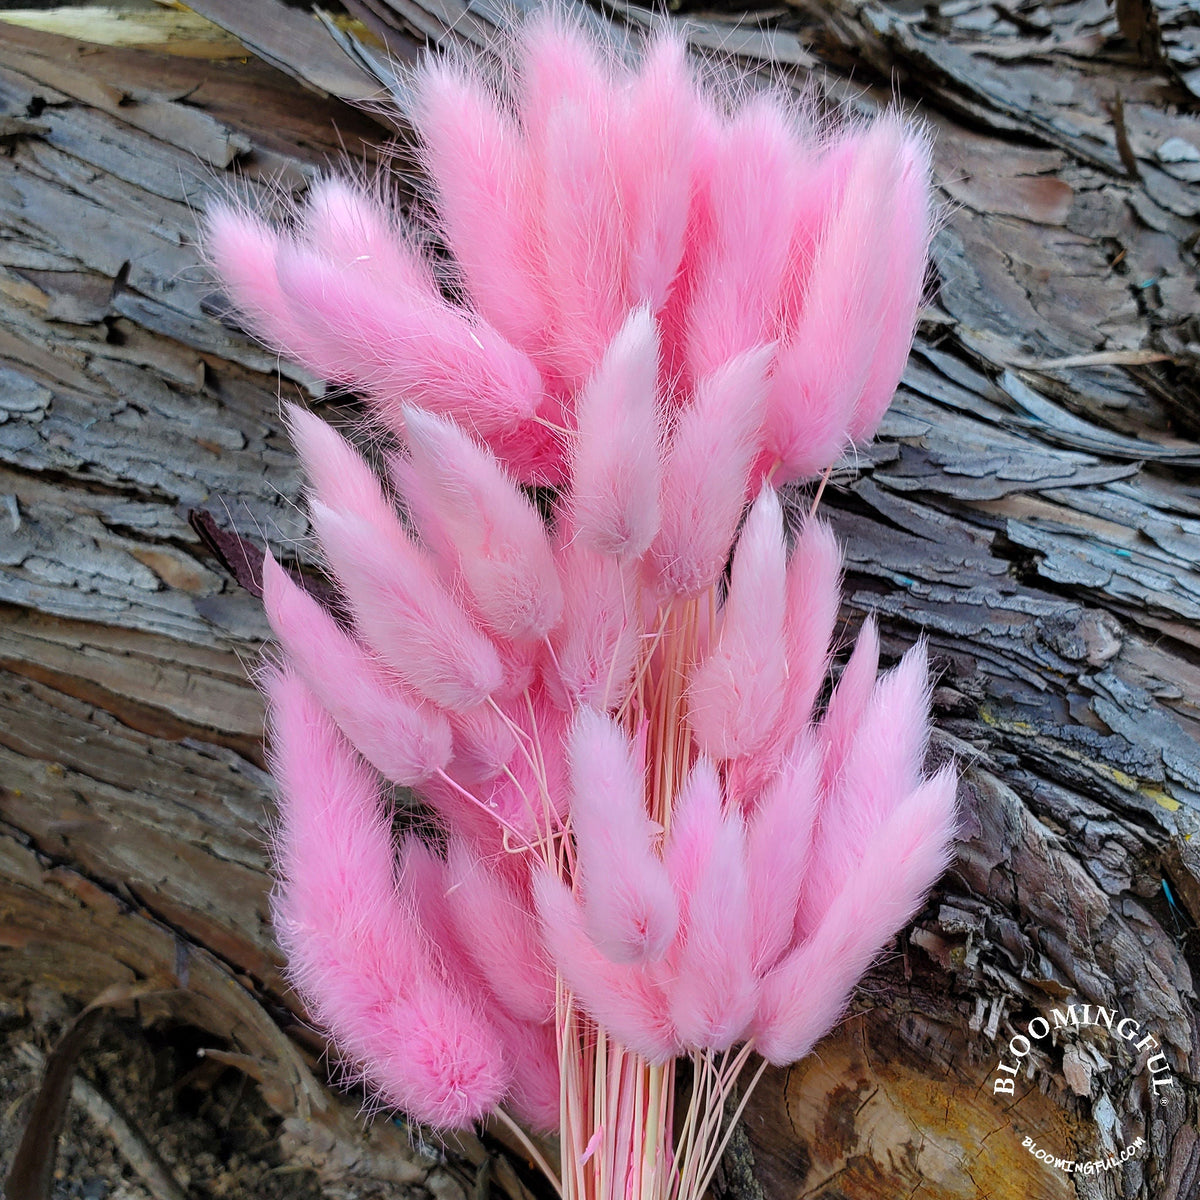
[555,589,770,1200]
[205,9,958,1199]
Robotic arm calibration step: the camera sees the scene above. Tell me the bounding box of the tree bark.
[0,3,1197,1198]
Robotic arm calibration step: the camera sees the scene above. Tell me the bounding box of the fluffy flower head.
[208,7,952,1136]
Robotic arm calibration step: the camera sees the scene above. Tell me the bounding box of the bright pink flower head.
[206,12,931,489]
[209,7,951,1137]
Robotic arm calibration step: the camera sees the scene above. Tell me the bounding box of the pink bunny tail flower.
[411,54,547,353]
[818,614,881,795]
[400,404,563,641]
[753,765,959,1067]
[285,402,399,535]
[444,702,519,786]
[272,243,543,437]
[662,761,758,1051]
[848,118,934,444]
[617,30,703,313]
[261,551,452,787]
[781,517,843,731]
[265,669,508,1127]
[548,536,641,712]
[687,485,788,761]
[727,515,843,804]
[494,1013,561,1134]
[371,980,513,1129]
[301,176,431,291]
[266,667,415,989]
[309,501,505,711]
[445,837,556,1025]
[799,637,932,938]
[762,114,930,484]
[744,736,822,975]
[395,833,479,990]
[836,639,934,833]
[685,94,799,382]
[519,11,627,389]
[569,708,679,964]
[534,870,679,1063]
[570,305,664,560]
[203,204,308,357]
[650,345,772,598]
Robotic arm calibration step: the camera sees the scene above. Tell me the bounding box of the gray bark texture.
[1,1,1198,1197]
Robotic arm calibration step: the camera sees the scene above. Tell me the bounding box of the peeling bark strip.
[0,4,1197,1198]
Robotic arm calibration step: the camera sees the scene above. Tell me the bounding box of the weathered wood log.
[0,4,1197,1198]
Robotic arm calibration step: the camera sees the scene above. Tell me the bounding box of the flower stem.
[552,583,760,1200]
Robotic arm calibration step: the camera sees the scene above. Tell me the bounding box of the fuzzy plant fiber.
[206,5,957,1149]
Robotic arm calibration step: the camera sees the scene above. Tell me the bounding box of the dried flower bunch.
[207,11,957,1200]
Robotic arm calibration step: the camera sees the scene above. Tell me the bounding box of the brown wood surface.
[0,3,1198,1198]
